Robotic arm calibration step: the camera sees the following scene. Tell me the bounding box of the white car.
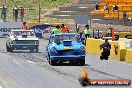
[6,29,39,53]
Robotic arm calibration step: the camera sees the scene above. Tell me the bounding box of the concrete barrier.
[86,38,126,60]
[115,32,132,38]
[86,38,103,55]
[109,41,126,59]
[120,49,126,61]
[125,49,132,63]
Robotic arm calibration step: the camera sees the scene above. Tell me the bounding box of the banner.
[0,22,23,37]
[29,23,51,38]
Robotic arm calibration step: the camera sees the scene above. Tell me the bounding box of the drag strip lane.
[0,38,131,88]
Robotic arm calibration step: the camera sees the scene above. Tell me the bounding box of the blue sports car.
[46,33,86,66]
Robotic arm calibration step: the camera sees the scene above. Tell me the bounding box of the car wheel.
[49,59,56,66]
[8,44,13,53]
[35,46,39,53]
[30,47,38,53]
[48,55,51,64]
[78,59,85,66]
[6,44,10,52]
[69,60,75,65]
[10,47,13,52]
[80,59,85,66]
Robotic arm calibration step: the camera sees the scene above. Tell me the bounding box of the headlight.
[35,41,39,44]
[80,46,85,52]
[12,41,16,44]
[51,47,57,53]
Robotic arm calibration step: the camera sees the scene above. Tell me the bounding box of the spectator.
[21,22,28,30]
[13,5,19,22]
[76,28,79,33]
[104,4,109,11]
[20,6,24,22]
[100,39,111,60]
[51,25,61,34]
[112,4,118,12]
[1,4,7,22]
[128,17,132,23]
[123,11,127,23]
[83,24,92,39]
[60,24,69,33]
[95,3,100,10]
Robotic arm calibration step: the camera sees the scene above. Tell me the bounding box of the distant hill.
[0,0,69,22]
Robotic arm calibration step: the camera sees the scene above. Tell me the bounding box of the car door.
[46,36,52,57]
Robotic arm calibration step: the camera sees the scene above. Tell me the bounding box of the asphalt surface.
[0,38,132,88]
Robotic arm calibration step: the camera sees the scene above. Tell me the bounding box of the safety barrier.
[86,38,126,60]
[86,38,103,55]
[115,32,132,39]
[120,49,126,61]
[125,49,132,63]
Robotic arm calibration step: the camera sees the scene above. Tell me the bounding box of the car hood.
[10,36,39,41]
[49,43,83,50]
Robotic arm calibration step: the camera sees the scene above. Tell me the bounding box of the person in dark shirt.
[95,3,100,10]
[100,39,111,60]
[1,4,7,22]
[123,11,127,23]
[112,4,118,12]
[13,5,19,22]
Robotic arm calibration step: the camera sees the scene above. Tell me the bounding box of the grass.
[0,0,70,22]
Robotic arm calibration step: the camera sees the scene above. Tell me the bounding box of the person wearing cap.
[21,22,28,30]
[100,39,111,60]
[51,25,61,34]
[83,24,92,39]
[60,24,69,33]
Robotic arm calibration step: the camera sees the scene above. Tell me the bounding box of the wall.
[86,38,126,60]
[0,22,23,37]
[115,32,132,38]
[125,49,132,63]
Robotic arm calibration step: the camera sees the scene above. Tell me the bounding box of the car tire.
[30,47,38,53]
[9,47,13,52]
[49,59,56,66]
[48,55,51,65]
[6,44,10,52]
[35,46,39,53]
[7,44,13,53]
[69,60,75,65]
[80,59,85,66]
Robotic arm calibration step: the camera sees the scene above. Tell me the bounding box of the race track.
[0,38,131,88]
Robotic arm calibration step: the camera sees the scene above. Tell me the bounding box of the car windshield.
[51,34,81,43]
[12,31,35,36]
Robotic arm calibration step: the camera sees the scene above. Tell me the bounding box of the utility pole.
[38,0,41,23]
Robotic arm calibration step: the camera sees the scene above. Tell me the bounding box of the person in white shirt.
[104,4,109,11]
